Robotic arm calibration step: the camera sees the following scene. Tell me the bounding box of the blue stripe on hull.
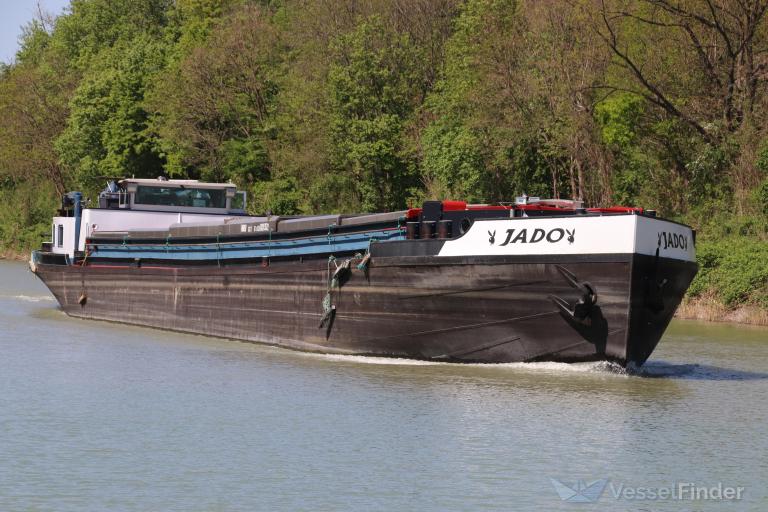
[89,229,405,261]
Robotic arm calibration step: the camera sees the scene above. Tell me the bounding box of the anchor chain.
[319,251,368,330]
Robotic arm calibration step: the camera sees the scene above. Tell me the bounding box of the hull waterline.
[32,251,697,366]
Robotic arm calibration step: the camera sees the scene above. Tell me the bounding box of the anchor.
[549,265,597,324]
[644,247,668,313]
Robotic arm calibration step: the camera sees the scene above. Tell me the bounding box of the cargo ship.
[30,178,698,366]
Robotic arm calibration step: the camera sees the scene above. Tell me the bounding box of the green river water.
[0,260,766,511]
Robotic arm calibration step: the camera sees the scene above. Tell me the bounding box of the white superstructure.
[50,178,251,258]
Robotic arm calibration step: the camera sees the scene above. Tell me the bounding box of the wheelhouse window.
[57,225,63,247]
[231,191,247,211]
[134,186,227,209]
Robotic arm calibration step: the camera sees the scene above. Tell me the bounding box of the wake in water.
[314,353,768,381]
[314,353,630,374]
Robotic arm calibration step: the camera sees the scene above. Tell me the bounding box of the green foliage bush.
[756,142,768,174]
[595,93,644,149]
[250,177,302,216]
[421,120,486,202]
[0,182,57,254]
[757,178,768,216]
[688,238,768,308]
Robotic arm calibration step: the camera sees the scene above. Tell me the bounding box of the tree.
[149,4,281,185]
[53,0,171,70]
[326,15,421,212]
[598,0,768,140]
[0,21,74,196]
[423,0,578,202]
[55,36,168,190]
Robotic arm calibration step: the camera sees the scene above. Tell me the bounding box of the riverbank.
[682,237,768,326]
[0,250,26,261]
[676,297,768,327]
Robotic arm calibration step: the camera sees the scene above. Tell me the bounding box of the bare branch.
[681,23,723,89]
[598,1,713,141]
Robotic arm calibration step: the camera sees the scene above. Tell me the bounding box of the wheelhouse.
[99,178,247,214]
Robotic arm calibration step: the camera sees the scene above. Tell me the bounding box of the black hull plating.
[33,253,697,366]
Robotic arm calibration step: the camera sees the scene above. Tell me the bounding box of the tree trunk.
[576,159,585,202]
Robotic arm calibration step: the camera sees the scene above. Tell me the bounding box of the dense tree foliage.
[1,0,766,307]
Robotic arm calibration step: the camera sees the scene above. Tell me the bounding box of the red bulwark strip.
[441,200,468,211]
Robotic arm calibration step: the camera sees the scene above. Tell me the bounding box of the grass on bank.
[687,238,768,309]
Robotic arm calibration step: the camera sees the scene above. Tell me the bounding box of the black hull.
[33,252,697,366]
